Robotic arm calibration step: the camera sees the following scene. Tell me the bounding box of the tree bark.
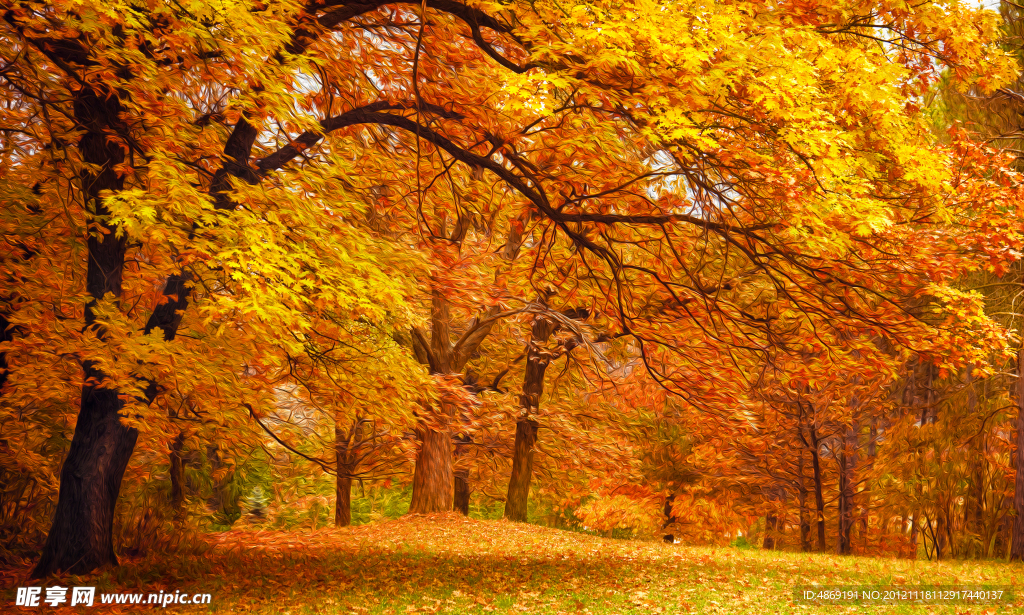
[453,468,471,515]
[663,493,678,529]
[763,511,779,550]
[798,447,812,552]
[505,419,539,522]
[504,313,560,522]
[169,431,186,514]
[335,474,352,527]
[837,424,857,555]
[32,88,138,578]
[810,426,826,552]
[1009,348,1024,560]
[335,423,353,527]
[409,425,454,514]
[407,288,497,515]
[909,512,919,559]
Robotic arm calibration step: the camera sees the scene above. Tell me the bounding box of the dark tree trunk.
[1010,348,1024,560]
[452,432,472,515]
[0,311,12,392]
[936,507,950,559]
[32,88,138,579]
[505,419,539,522]
[798,447,812,552]
[32,377,138,577]
[837,425,856,555]
[335,424,353,527]
[663,493,678,529]
[453,469,471,515]
[409,425,454,514]
[335,474,352,527]
[169,431,186,514]
[810,427,826,552]
[504,314,559,522]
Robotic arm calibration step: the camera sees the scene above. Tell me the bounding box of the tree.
[3,0,1020,575]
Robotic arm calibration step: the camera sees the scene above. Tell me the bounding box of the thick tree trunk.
[409,426,454,514]
[1010,348,1024,560]
[32,379,138,577]
[32,88,138,579]
[505,419,539,522]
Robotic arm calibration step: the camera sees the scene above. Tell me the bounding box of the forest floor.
[2,513,1023,614]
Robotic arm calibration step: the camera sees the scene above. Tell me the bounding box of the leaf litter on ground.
[2,513,1022,614]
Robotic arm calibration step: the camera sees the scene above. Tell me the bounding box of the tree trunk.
[909,512,919,559]
[505,419,539,522]
[798,448,812,552]
[409,426,454,514]
[763,512,779,550]
[407,287,490,516]
[336,424,353,527]
[32,88,137,579]
[837,424,857,555]
[169,431,186,514]
[663,493,678,529]
[809,427,826,552]
[504,314,559,521]
[453,468,471,515]
[335,473,352,527]
[32,379,138,577]
[1010,348,1024,560]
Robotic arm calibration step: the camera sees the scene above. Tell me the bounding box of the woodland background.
[3,0,1024,587]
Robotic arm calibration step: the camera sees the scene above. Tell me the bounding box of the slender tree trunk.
[909,512,919,559]
[335,473,352,527]
[452,432,472,515]
[809,426,826,552]
[798,448,812,552]
[837,424,857,555]
[32,88,137,578]
[335,423,353,527]
[453,468,471,515]
[504,313,560,522]
[763,511,778,550]
[1010,348,1024,560]
[935,509,947,559]
[663,493,678,529]
[964,370,985,555]
[169,431,186,515]
[505,419,539,522]
[0,312,12,392]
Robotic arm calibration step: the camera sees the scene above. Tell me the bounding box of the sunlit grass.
[3,514,1022,613]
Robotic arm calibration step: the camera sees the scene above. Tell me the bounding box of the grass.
[2,514,1022,614]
